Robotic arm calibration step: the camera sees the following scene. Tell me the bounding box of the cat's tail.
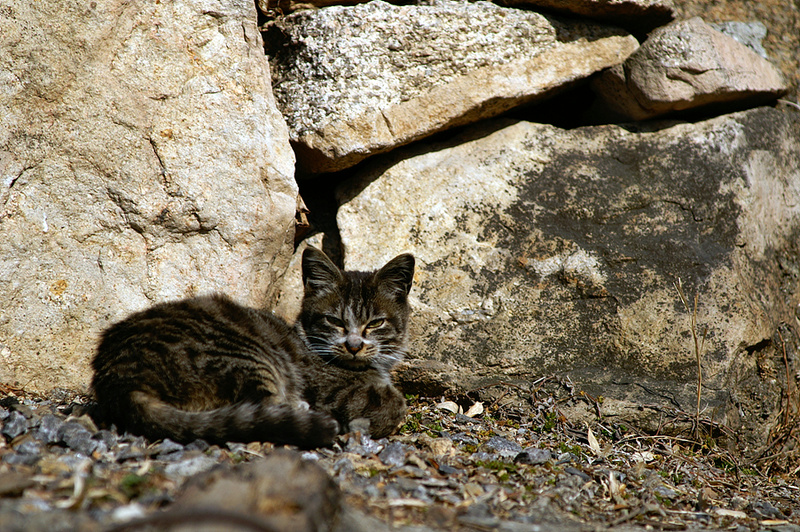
[125,392,339,448]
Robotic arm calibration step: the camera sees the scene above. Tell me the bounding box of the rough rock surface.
[0,0,297,392]
[265,0,638,174]
[172,450,341,532]
[336,107,800,447]
[670,0,800,105]
[497,0,675,34]
[592,17,787,120]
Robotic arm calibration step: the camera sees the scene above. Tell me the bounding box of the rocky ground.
[2,380,799,532]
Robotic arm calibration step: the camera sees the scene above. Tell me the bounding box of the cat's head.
[299,247,414,375]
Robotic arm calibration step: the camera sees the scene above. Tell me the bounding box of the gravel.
[1,389,799,531]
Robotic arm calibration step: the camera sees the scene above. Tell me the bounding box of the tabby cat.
[90,247,414,448]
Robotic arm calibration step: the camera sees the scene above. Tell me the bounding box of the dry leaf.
[587,426,601,456]
[436,401,462,414]
[464,402,484,418]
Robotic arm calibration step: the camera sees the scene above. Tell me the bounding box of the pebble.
[514,447,551,465]
[1,411,28,439]
[163,452,217,478]
[56,421,99,456]
[379,441,408,468]
[564,466,592,482]
[36,414,65,443]
[449,432,479,446]
[482,436,523,459]
[153,438,184,457]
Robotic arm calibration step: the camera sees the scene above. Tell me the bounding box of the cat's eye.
[366,318,385,330]
[325,315,345,328]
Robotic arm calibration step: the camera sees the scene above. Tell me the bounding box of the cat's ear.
[375,253,415,298]
[302,247,343,294]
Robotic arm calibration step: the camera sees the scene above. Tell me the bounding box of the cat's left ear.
[302,247,343,295]
[376,254,415,298]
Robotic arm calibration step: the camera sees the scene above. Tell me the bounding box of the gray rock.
[336,107,800,449]
[482,436,523,459]
[36,414,65,444]
[92,429,118,451]
[449,433,479,447]
[57,422,98,456]
[163,453,217,478]
[515,448,552,465]
[266,0,637,173]
[13,439,43,456]
[0,0,297,393]
[153,438,184,457]
[1,411,28,440]
[378,442,408,468]
[592,17,787,120]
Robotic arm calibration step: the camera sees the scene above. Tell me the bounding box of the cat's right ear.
[302,247,343,295]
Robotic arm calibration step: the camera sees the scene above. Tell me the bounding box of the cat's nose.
[345,334,364,354]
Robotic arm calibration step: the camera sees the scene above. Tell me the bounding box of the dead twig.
[674,279,708,440]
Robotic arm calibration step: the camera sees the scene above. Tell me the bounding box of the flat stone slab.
[265,0,638,174]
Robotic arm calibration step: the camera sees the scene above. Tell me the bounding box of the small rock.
[438,464,465,476]
[153,438,184,457]
[13,438,43,456]
[1,411,29,440]
[748,499,784,520]
[515,447,551,465]
[449,433,479,446]
[344,431,384,456]
[482,436,523,459]
[470,451,498,463]
[425,437,454,457]
[56,422,98,456]
[3,453,40,466]
[564,466,591,482]
[10,403,34,418]
[110,503,147,523]
[116,444,147,462]
[163,453,217,479]
[184,439,210,452]
[36,414,65,444]
[378,442,408,468]
[654,485,678,500]
[92,429,118,450]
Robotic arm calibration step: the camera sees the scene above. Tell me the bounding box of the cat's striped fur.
[91,248,413,448]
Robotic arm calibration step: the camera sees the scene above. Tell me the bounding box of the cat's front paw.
[365,385,407,439]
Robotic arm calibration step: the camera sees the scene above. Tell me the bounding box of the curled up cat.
[90,247,414,448]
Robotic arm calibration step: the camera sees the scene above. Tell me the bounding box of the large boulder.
[592,17,787,120]
[0,0,297,392]
[336,107,800,447]
[265,0,637,174]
